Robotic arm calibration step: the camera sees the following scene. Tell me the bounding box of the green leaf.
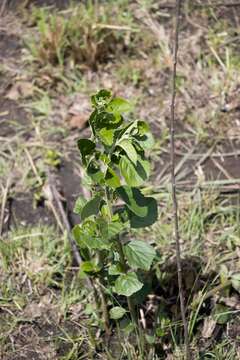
[81,261,101,273]
[99,128,115,146]
[72,224,86,247]
[77,139,96,165]
[81,195,102,221]
[121,320,135,335]
[231,273,240,292]
[110,306,127,320]
[85,236,111,250]
[87,161,104,184]
[107,97,132,114]
[134,132,155,150]
[73,196,87,215]
[119,155,150,187]
[114,272,143,297]
[145,335,156,345]
[105,167,120,188]
[124,240,156,271]
[108,263,124,275]
[116,186,158,228]
[122,120,154,150]
[137,121,149,135]
[72,223,111,250]
[107,220,127,238]
[91,89,111,108]
[116,186,154,217]
[117,139,138,165]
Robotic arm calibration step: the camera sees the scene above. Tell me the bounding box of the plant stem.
[96,278,111,336]
[170,1,191,359]
[117,238,137,325]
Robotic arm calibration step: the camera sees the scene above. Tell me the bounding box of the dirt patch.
[0,98,29,137]
[8,0,81,10]
[0,32,21,59]
[10,193,55,227]
[58,159,82,226]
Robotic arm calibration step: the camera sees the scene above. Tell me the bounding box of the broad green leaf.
[87,161,104,184]
[100,153,110,164]
[99,128,115,146]
[145,335,156,345]
[92,111,123,136]
[72,224,111,250]
[81,195,102,221]
[119,155,150,187]
[107,97,132,114]
[116,186,151,217]
[72,224,86,247]
[105,167,120,188]
[124,240,156,271]
[116,186,158,228]
[114,272,143,297]
[77,139,95,165]
[131,279,152,305]
[100,204,111,219]
[73,196,87,215]
[134,132,155,150]
[137,121,149,135]
[117,139,138,165]
[81,261,101,273]
[108,263,124,275]
[91,89,111,108]
[110,306,127,320]
[121,320,135,335]
[129,202,157,228]
[107,220,127,239]
[84,236,111,250]
[121,120,154,150]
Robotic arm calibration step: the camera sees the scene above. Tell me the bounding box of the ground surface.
[1,1,240,359]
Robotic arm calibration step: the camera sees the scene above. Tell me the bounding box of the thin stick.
[47,200,65,233]
[170,1,191,359]
[24,148,43,186]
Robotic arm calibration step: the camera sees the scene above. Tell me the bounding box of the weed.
[26,3,137,70]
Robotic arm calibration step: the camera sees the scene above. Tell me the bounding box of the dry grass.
[1,1,240,358]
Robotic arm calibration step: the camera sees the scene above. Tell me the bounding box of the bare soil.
[1,1,240,359]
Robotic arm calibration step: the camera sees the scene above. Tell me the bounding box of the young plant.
[73,89,158,332]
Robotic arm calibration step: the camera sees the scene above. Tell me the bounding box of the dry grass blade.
[0,175,12,236]
[24,148,43,186]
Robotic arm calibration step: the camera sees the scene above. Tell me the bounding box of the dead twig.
[170,1,191,359]
[24,148,43,186]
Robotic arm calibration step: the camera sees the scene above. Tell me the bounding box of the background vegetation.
[1,1,240,359]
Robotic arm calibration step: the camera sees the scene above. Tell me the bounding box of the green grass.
[1,1,240,358]
[24,1,139,69]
